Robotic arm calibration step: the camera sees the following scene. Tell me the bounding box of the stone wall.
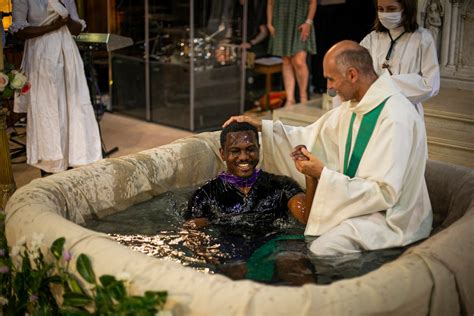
[419,0,474,90]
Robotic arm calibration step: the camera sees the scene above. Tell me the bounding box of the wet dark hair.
[335,44,377,77]
[220,122,259,148]
[373,0,419,33]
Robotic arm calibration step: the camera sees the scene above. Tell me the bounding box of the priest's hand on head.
[291,146,324,179]
[222,115,263,131]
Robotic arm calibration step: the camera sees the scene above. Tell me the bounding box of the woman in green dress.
[267,0,317,105]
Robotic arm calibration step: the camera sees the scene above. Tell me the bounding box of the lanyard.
[382,31,405,74]
[343,97,390,178]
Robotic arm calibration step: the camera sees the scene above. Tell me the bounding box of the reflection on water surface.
[84,187,405,285]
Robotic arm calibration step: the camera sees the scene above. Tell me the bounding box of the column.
[448,1,459,66]
[440,2,451,67]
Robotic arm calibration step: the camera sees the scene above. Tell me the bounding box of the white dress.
[360,27,440,114]
[260,73,432,255]
[10,0,101,173]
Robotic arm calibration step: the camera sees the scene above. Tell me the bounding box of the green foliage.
[0,211,168,315]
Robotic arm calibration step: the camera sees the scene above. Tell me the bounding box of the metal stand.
[81,49,119,158]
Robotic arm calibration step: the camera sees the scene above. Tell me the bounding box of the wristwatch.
[305,19,313,25]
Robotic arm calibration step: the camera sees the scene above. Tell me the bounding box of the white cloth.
[10,0,86,33]
[10,0,101,172]
[261,73,432,255]
[360,27,440,113]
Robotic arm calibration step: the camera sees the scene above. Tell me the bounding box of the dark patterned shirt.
[185,171,303,227]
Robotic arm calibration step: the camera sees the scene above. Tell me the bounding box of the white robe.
[261,73,432,255]
[360,27,440,113]
[10,0,101,173]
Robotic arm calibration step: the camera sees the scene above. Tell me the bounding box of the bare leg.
[291,51,309,103]
[282,56,296,105]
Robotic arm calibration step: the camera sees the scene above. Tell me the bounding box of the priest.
[224,40,432,255]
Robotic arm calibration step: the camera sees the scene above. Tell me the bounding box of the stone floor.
[8,86,474,189]
[10,113,195,188]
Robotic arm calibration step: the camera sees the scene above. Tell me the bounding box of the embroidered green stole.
[343,97,390,178]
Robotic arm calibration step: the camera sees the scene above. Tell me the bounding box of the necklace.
[382,31,405,75]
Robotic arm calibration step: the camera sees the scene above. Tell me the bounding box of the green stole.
[343,97,390,178]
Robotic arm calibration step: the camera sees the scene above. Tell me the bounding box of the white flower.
[10,71,27,90]
[116,271,131,282]
[0,72,8,92]
[0,296,8,305]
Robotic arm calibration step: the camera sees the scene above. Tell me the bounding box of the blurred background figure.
[10,0,102,176]
[239,0,269,58]
[267,0,316,106]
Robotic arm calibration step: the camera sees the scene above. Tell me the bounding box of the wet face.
[323,58,356,102]
[377,0,403,12]
[220,131,259,178]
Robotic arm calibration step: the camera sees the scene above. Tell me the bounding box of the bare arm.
[267,0,275,36]
[66,17,83,36]
[298,0,317,41]
[287,175,317,224]
[14,16,68,40]
[306,0,317,21]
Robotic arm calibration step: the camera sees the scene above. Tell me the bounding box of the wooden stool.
[254,59,283,110]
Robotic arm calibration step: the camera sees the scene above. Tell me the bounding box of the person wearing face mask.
[360,0,440,115]
[223,41,432,256]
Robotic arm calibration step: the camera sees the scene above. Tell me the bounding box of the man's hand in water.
[291,145,324,179]
[223,115,263,131]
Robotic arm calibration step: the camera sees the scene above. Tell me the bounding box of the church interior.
[0,0,472,315]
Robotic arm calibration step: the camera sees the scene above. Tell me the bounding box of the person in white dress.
[360,0,440,115]
[224,40,432,255]
[10,0,102,174]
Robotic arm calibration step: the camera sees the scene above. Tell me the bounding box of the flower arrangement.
[0,63,30,99]
[0,212,168,315]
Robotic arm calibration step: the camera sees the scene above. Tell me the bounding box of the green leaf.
[94,287,113,312]
[59,308,91,316]
[44,275,62,284]
[62,292,93,307]
[99,275,116,287]
[67,275,85,294]
[51,237,66,260]
[108,281,126,301]
[76,254,96,284]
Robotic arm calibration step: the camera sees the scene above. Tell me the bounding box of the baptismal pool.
[83,187,406,286]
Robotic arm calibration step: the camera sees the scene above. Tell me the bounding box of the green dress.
[268,0,317,57]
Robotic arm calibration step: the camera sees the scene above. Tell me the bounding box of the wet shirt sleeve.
[185,186,213,220]
[276,175,304,200]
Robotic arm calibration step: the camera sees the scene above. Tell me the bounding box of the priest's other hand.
[291,147,324,179]
[222,115,263,131]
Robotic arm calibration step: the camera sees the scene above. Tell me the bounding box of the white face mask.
[378,11,403,30]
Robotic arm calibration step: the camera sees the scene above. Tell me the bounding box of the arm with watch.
[298,0,317,42]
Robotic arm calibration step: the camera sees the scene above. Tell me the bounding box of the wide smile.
[236,162,252,172]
